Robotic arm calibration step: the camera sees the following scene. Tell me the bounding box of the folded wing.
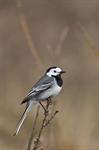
[21,75,54,104]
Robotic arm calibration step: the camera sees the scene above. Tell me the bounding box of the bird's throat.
[52,75,63,87]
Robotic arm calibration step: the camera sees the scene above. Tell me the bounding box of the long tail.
[13,101,34,136]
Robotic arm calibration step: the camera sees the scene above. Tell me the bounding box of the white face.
[46,67,62,77]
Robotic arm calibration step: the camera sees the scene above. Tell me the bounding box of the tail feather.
[21,97,29,104]
[13,101,33,136]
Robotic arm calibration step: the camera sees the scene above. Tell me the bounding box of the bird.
[13,66,65,136]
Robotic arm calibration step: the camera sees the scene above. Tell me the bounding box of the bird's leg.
[39,102,47,113]
[47,97,52,105]
[39,98,52,115]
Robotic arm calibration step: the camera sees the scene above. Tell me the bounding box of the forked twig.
[32,100,59,150]
[43,110,59,127]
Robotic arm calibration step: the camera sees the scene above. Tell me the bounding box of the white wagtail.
[14,66,65,136]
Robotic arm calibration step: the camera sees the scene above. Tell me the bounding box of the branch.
[32,100,59,150]
[43,110,59,127]
[27,106,40,150]
[32,101,50,150]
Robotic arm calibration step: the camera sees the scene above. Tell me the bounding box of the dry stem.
[32,100,59,150]
[27,106,40,150]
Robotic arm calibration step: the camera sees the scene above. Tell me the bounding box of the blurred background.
[1,0,99,150]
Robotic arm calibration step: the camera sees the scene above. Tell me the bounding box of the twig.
[33,101,50,150]
[27,106,40,150]
[32,99,58,150]
[43,110,59,127]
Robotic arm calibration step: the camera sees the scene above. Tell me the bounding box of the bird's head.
[46,66,66,77]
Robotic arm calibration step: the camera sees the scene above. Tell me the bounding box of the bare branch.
[27,106,40,150]
[43,110,59,127]
[31,99,59,150]
[33,100,51,150]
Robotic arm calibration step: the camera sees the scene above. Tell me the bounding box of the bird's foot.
[47,97,53,105]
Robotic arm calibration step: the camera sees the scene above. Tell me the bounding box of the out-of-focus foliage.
[1,0,99,150]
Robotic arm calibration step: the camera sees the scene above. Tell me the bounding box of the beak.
[60,70,66,74]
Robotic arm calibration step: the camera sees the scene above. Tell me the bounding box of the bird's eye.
[54,70,56,73]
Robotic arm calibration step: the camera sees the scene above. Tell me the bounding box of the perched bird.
[14,66,65,136]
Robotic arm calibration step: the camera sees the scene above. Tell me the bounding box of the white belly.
[51,84,62,96]
[39,84,62,100]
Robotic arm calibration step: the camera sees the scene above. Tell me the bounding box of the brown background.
[1,0,99,150]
